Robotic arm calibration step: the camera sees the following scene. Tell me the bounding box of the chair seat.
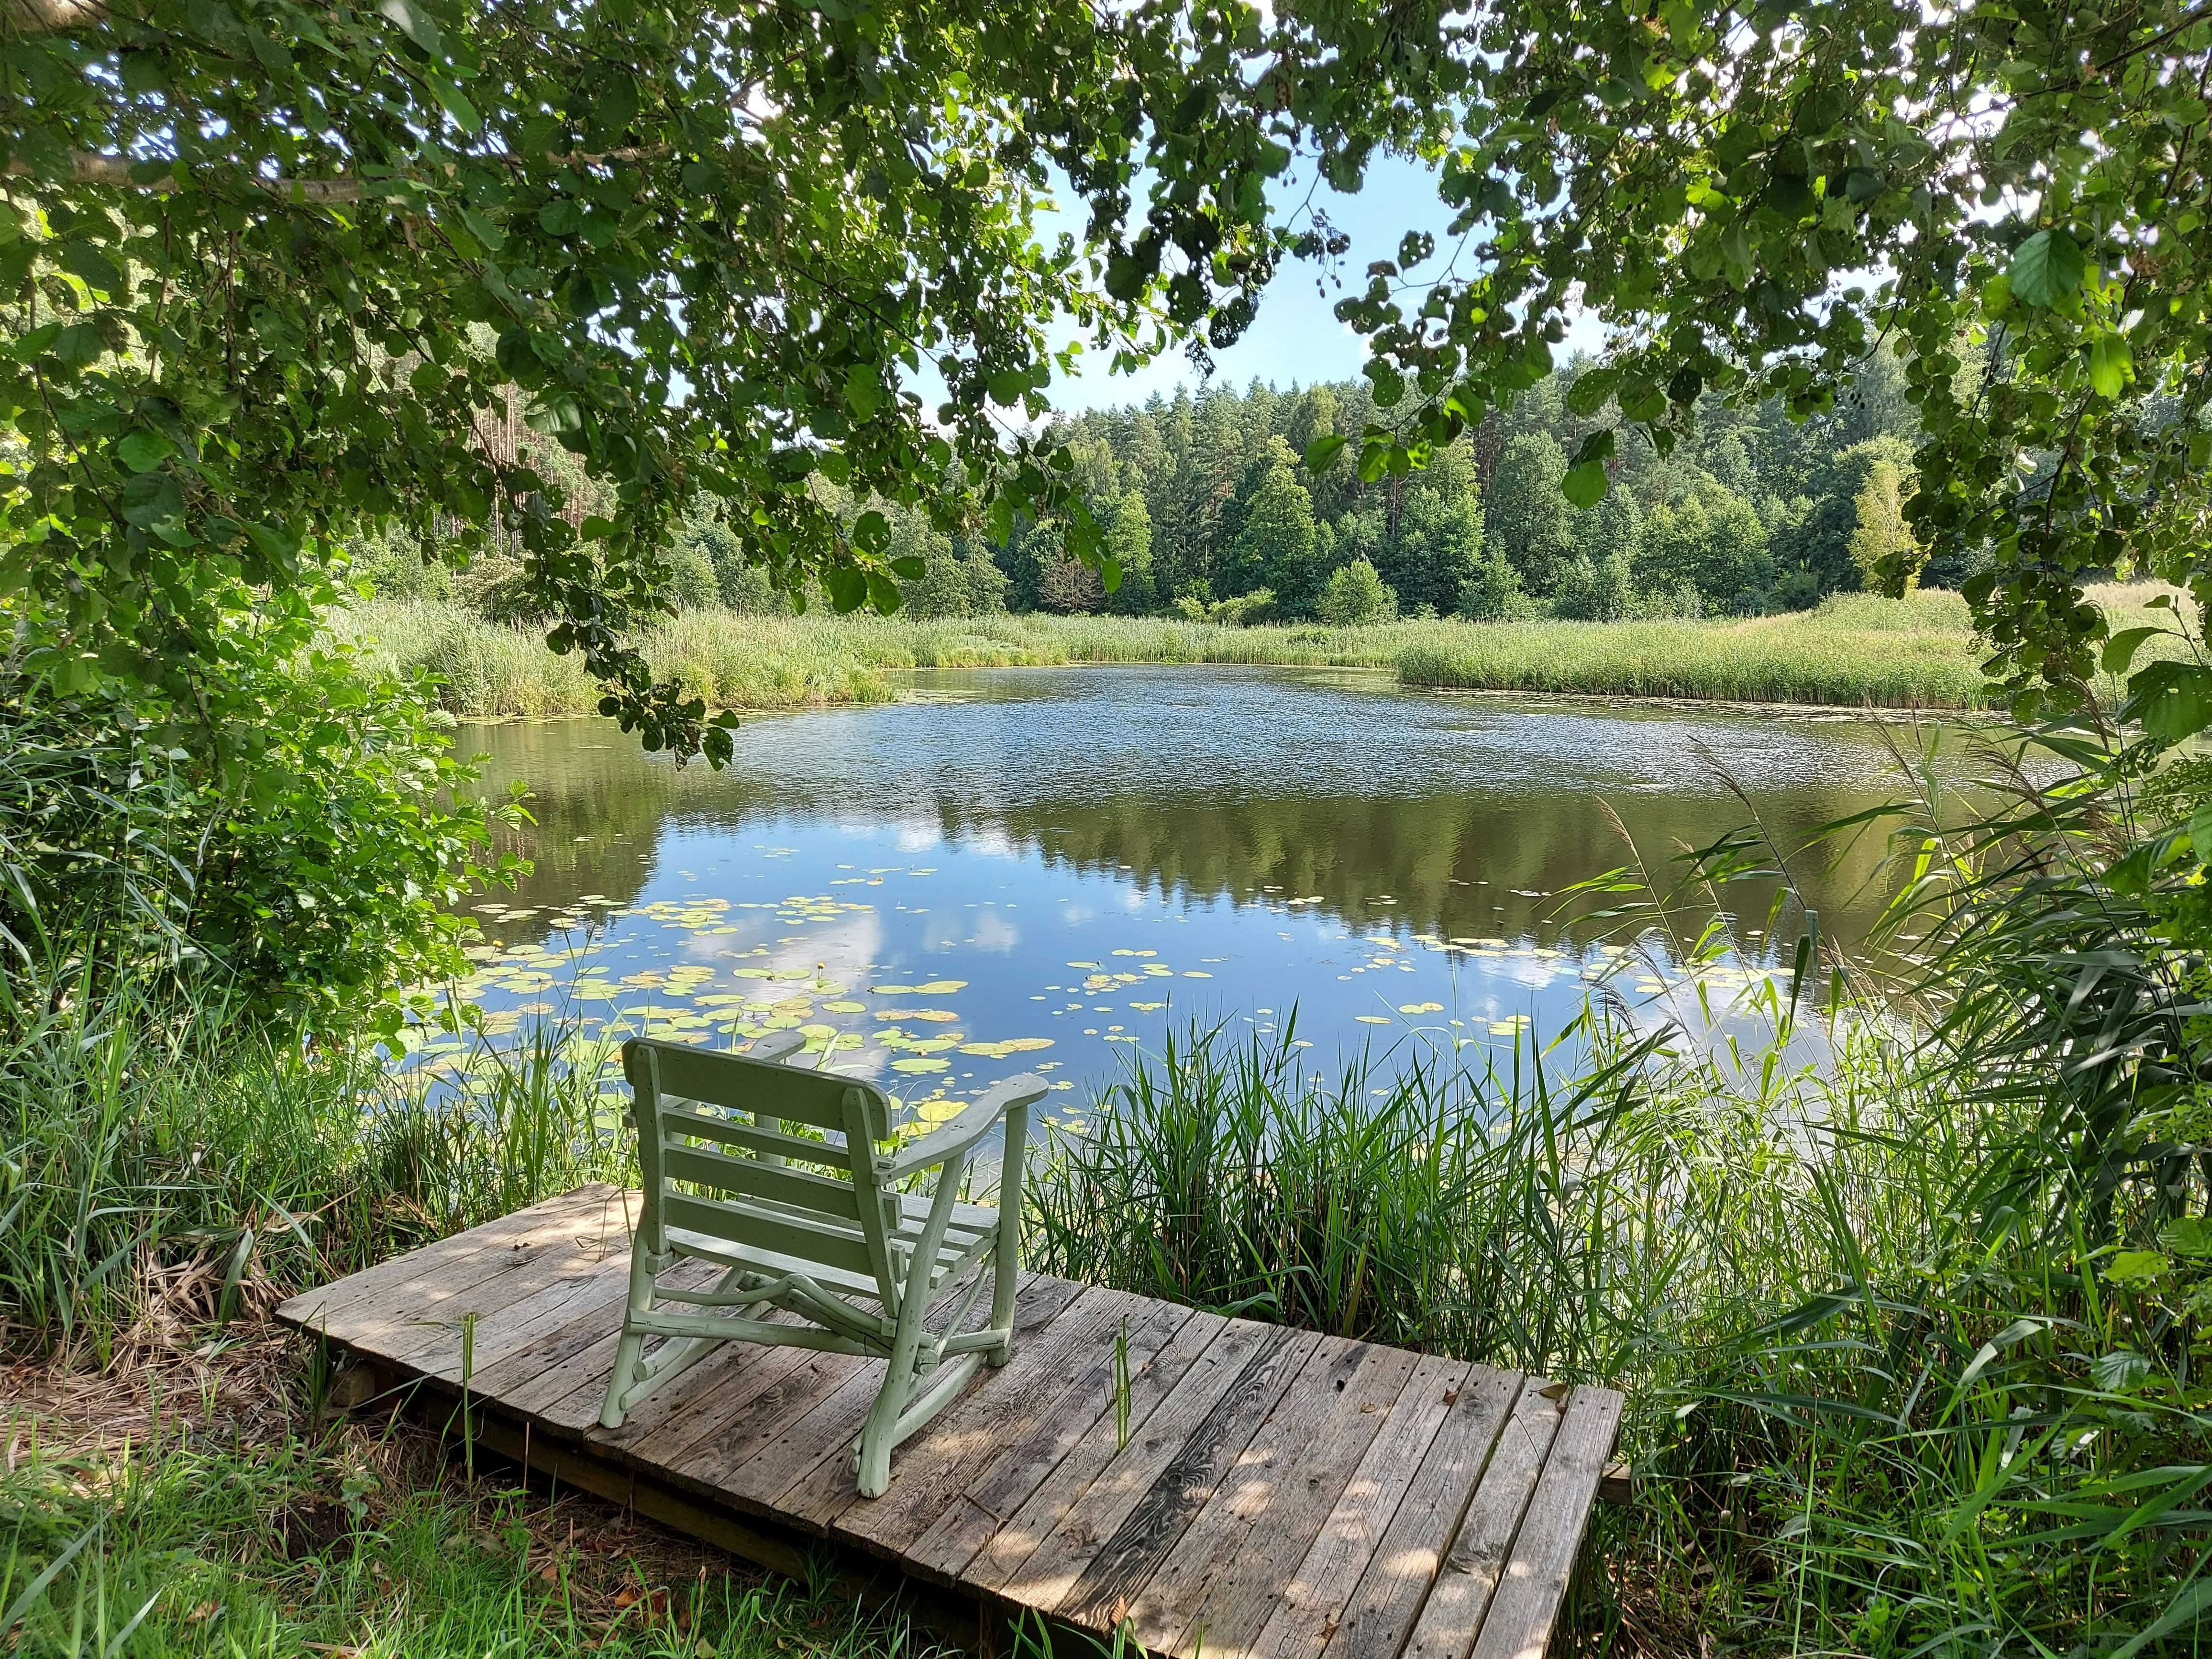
[666,1191,998,1305]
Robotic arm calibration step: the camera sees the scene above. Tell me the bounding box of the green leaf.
[2161,1216,2212,1258]
[823,565,867,613]
[2087,333,2132,398]
[2008,228,2084,307]
[2104,1250,2168,1285]
[117,431,176,474]
[118,469,185,530]
[1301,433,1348,473]
[1561,460,1609,509]
[58,240,122,296]
[428,75,482,135]
[377,0,444,57]
[852,510,889,553]
[888,555,927,580]
[2190,802,2212,867]
[2102,626,2164,675]
[1565,368,1617,417]
[2091,1348,2151,1391]
[866,571,904,615]
[48,322,104,371]
[458,209,506,252]
[844,365,883,421]
[2127,661,2212,745]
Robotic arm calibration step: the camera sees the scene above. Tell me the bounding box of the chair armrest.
[748,1030,807,1065]
[878,1073,1049,1181]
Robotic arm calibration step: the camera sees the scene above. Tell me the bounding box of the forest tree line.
[363,351,1958,627]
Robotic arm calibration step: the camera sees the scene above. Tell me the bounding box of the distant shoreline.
[339,585,2178,723]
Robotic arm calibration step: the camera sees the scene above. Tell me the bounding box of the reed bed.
[0,966,630,1359]
[336,593,2006,718]
[341,585,2188,719]
[1394,591,1991,707]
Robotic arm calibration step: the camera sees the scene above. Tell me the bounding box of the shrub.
[1316,558,1395,625]
[2,585,520,1037]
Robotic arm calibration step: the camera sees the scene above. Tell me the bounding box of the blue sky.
[1039,154,1605,414]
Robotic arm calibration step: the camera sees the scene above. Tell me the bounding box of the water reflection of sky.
[406,666,1913,1128]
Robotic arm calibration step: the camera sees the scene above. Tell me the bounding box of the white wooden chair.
[598,1030,1044,1497]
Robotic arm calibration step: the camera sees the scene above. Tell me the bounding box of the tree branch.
[8,144,676,203]
[3,0,106,31]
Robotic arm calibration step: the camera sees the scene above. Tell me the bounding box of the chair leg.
[988,1103,1029,1367]
[598,1248,662,1429]
[856,1327,924,1497]
[857,1167,971,1496]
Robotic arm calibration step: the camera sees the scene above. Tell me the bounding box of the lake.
[417,665,1908,1127]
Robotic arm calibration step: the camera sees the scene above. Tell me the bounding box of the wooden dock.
[276,1184,1623,1659]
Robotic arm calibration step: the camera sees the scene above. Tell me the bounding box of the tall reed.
[0,961,629,1357]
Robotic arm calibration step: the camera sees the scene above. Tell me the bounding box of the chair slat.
[639,1041,890,1139]
[662,1141,863,1223]
[659,1103,850,1168]
[662,1225,888,1303]
[664,1192,878,1281]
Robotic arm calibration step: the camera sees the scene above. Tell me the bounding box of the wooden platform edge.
[277,1215,1633,1659]
[297,1343,1124,1659]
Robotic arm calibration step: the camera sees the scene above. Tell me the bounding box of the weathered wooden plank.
[1464,1388,1623,1659]
[905,1294,1195,1584]
[1316,1367,1524,1659]
[1245,1353,1474,1659]
[963,1306,1229,1597]
[379,1239,634,1381]
[778,1274,1093,1531]
[660,1345,873,1515]
[1398,1380,1562,1659]
[661,1270,1044,1516]
[277,1185,630,1338]
[1050,1322,1321,1633]
[464,1266,675,1401]
[1135,1338,1420,1658]
[822,1282,1143,1546]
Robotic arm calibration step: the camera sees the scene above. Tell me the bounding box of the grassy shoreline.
[341,590,2026,717]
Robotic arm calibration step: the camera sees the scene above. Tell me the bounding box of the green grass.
[0,1406,957,1659]
[0,963,630,1360]
[1394,590,1991,706]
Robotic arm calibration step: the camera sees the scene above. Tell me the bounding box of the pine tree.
[1486,433,1575,595]
[1229,439,1321,612]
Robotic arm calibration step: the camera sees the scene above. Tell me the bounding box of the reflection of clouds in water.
[970,910,1019,953]
[963,828,1016,858]
[1499,953,1573,991]
[896,823,941,852]
[760,912,882,984]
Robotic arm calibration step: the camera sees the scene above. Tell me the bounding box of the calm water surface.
[423,667,1907,1126]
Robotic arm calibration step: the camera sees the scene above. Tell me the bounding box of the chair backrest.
[623,1038,901,1300]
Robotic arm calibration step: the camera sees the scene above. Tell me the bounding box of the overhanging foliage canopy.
[5,0,2209,758]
